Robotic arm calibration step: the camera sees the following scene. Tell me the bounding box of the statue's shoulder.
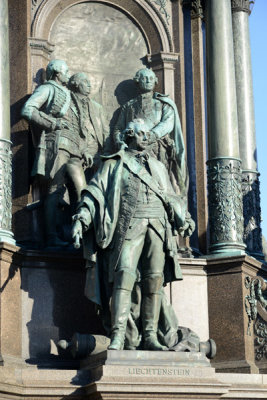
[122,97,137,109]
[45,80,70,97]
[41,81,57,92]
[154,92,176,108]
[31,82,53,96]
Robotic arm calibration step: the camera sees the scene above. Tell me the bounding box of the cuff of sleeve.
[150,130,160,140]
[72,210,91,231]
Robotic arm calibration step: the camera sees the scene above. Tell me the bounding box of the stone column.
[205,0,245,255]
[182,0,209,255]
[231,0,263,259]
[0,0,15,245]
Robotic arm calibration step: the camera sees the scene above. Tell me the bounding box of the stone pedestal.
[82,350,229,400]
[206,254,265,373]
[172,258,209,341]
[0,244,104,366]
[0,243,22,361]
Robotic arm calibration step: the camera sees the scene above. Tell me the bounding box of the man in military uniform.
[22,61,108,247]
[72,119,194,351]
[113,68,187,197]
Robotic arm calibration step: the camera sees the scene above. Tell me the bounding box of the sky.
[249,1,267,239]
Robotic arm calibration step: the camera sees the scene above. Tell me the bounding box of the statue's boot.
[45,192,69,247]
[142,275,167,351]
[108,269,136,351]
[108,288,132,350]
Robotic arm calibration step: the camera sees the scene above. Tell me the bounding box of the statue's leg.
[108,269,136,350]
[45,150,69,247]
[108,223,146,350]
[141,225,167,350]
[66,157,86,202]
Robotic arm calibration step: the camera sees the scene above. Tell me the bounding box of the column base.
[0,229,16,246]
[207,242,246,257]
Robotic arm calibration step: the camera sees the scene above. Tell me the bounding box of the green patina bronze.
[113,68,188,199]
[72,119,195,351]
[21,61,108,247]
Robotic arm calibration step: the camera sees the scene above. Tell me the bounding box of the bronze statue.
[113,68,187,198]
[68,72,108,174]
[21,62,108,247]
[72,118,194,351]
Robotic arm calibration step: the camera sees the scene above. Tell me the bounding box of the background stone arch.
[49,1,149,124]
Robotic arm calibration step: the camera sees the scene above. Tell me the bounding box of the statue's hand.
[178,213,195,238]
[72,219,83,249]
[55,118,70,131]
[83,153,93,168]
[119,141,128,150]
[146,131,158,145]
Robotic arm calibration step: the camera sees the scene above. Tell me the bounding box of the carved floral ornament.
[231,0,255,14]
[150,0,170,24]
[242,172,263,255]
[244,276,267,361]
[207,158,244,246]
[181,0,204,19]
[0,140,12,231]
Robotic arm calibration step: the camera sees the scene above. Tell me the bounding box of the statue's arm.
[72,203,93,249]
[113,106,127,149]
[21,85,54,128]
[151,102,175,140]
[21,85,66,131]
[100,106,110,142]
[163,165,195,237]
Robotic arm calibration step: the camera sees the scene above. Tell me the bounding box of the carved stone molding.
[146,0,173,51]
[31,0,45,24]
[0,139,12,233]
[147,51,179,68]
[242,170,263,259]
[147,51,179,98]
[231,0,254,15]
[182,0,204,19]
[207,157,245,253]
[29,37,54,59]
[32,0,173,53]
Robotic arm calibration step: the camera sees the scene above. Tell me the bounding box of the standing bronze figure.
[72,119,194,351]
[113,68,187,197]
[22,62,108,247]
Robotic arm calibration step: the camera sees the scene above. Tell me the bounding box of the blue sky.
[250,2,267,239]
